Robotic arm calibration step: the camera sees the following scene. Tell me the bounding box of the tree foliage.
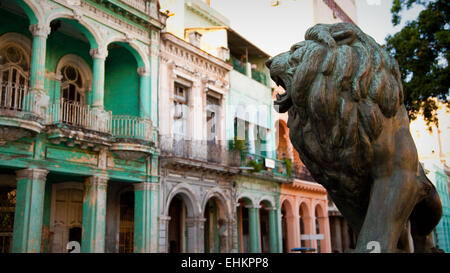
[386,0,449,127]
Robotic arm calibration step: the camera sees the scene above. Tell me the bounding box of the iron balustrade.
[251,69,268,86]
[241,151,289,177]
[231,56,246,75]
[47,99,112,133]
[111,115,153,141]
[0,81,40,115]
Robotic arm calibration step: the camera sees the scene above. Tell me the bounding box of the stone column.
[185,217,206,253]
[286,213,300,252]
[247,205,260,253]
[248,123,256,154]
[149,27,160,127]
[341,217,350,252]
[332,217,343,253]
[321,214,332,253]
[268,208,278,253]
[138,67,151,120]
[158,215,171,253]
[302,215,314,249]
[28,24,50,116]
[90,48,108,109]
[134,182,158,253]
[81,175,108,253]
[12,168,48,253]
[316,215,332,253]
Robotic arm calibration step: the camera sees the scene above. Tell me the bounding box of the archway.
[168,195,184,253]
[167,191,198,253]
[104,42,139,117]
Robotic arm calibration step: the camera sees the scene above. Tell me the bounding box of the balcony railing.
[251,69,267,86]
[120,0,159,17]
[160,134,238,165]
[0,82,40,116]
[47,100,111,134]
[231,56,246,75]
[111,115,152,141]
[241,151,290,177]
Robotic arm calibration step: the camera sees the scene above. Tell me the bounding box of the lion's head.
[266,23,405,177]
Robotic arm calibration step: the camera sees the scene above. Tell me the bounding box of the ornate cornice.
[283,179,327,194]
[161,32,232,72]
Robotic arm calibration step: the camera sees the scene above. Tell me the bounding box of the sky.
[210,0,424,57]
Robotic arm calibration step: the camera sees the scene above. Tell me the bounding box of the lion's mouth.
[271,75,293,113]
[273,75,287,90]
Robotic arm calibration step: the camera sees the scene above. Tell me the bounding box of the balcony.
[251,69,267,86]
[159,134,240,173]
[231,56,246,75]
[46,100,112,149]
[241,151,291,179]
[0,82,44,145]
[110,115,154,160]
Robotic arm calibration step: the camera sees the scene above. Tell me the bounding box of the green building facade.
[0,0,167,253]
[430,163,450,252]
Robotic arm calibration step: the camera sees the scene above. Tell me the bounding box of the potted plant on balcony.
[248,158,263,173]
[228,137,247,167]
[282,158,292,177]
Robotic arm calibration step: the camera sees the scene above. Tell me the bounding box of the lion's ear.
[332,30,356,45]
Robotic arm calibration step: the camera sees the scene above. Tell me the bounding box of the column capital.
[134,182,158,191]
[85,174,108,187]
[137,67,150,77]
[90,48,108,59]
[29,24,50,38]
[15,168,48,181]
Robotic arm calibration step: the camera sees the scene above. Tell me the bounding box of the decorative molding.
[29,24,51,38]
[72,8,84,21]
[134,182,159,191]
[85,174,108,187]
[77,1,151,44]
[137,67,150,77]
[89,48,108,59]
[286,179,328,194]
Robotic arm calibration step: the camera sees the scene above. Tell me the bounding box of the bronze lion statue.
[266,23,443,253]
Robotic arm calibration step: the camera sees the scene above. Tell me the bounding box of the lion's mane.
[283,23,404,178]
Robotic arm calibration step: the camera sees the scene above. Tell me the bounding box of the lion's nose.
[265,58,273,68]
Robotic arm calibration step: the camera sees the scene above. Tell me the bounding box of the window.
[173,84,189,138]
[0,43,29,110]
[206,95,220,142]
[60,64,84,104]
